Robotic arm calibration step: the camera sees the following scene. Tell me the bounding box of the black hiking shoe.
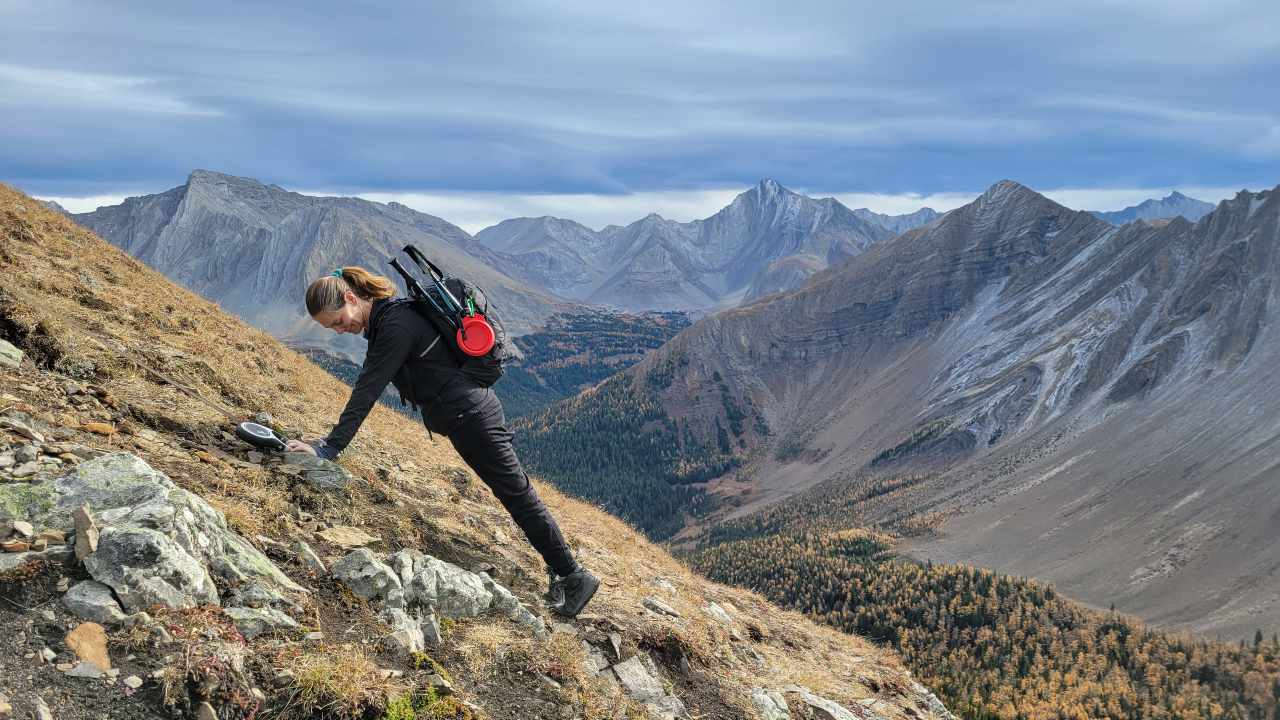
[549,566,599,618]
[544,567,564,606]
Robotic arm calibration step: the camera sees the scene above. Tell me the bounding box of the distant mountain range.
[852,206,942,233]
[71,170,564,358]
[1090,191,1215,224]
[516,178,1280,640]
[476,179,904,312]
[69,172,947,355]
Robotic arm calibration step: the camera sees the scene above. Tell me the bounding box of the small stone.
[196,702,217,720]
[422,612,442,647]
[540,674,562,690]
[123,612,153,627]
[34,696,53,720]
[31,538,47,551]
[123,675,143,689]
[304,631,324,641]
[65,622,112,671]
[9,462,38,478]
[107,667,120,678]
[10,520,34,538]
[642,597,682,617]
[426,673,453,695]
[608,632,623,660]
[294,541,326,574]
[82,422,116,436]
[0,540,29,553]
[246,451,264,464]
[56,577,70,592]
[56,662,76,671]
[64,661,107,678]
[40,609,56,622]
[36,530,65,544]
[0,694,11,718]
[317,526,380,548]
[13,446,37,464]
[0,417,41,442]
[74,504,98,560]
[251,688,266,702]
[253,412,274,426]
[0,453,12,469]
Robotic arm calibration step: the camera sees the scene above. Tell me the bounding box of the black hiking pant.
[432,386,578,577]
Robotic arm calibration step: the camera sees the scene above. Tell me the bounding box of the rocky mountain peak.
[976,179,1038,205]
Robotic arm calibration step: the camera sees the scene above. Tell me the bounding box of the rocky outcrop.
[331,547,546,647]
[0,453,302,630]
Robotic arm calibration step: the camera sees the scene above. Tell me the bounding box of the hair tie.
[332,269,344,278]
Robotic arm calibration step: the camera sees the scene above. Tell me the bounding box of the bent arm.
[315,314,415,460]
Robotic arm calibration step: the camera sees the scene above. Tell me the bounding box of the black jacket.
[316,297,478,459]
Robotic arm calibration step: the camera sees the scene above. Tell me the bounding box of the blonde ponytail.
[305,266,397,315]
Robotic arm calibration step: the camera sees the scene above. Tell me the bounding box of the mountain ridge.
[475,179,896,311]
[515,177,1280,640]
[71,170,565,359]
[1090,190,1216,224]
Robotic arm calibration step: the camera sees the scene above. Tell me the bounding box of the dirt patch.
[0,558,169,720]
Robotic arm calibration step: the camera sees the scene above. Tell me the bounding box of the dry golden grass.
[279,642,396,719]
[0,183,951,719]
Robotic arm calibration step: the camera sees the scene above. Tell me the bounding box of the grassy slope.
[0,183,952,720]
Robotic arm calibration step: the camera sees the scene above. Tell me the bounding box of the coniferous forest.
[687,526,1280,720]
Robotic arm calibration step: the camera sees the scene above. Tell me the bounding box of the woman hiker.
[284,266,600,618]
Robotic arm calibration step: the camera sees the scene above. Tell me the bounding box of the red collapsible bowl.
[457,314,496,357]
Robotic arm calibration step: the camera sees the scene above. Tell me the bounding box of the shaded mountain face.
[1091,190,1215,224]
[476,180,893,311]
[852,206,941,234]
[72,170,562,358]
[518,179,1280,639]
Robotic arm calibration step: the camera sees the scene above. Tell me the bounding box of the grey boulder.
[751,688,791,720]
[0,339,22,369]
[224,606,298,639]
[281,452,356,491]
[1,453,302,613]
[331,548,404,606]
[62,580,128,625]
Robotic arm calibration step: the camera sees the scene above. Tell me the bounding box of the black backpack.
[387,245,512,387]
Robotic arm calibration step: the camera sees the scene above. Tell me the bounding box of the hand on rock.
[285,440,317,456]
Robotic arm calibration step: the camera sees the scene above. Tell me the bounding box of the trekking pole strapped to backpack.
[386,245,510,386]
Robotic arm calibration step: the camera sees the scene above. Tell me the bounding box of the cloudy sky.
[4,0,1279,231]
